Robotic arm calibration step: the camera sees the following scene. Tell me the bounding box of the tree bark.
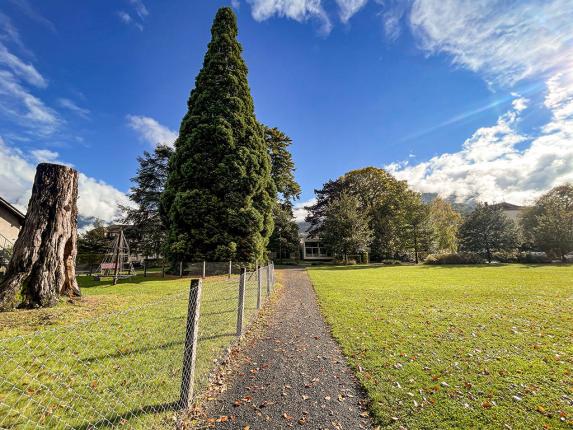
[0,163,81,311]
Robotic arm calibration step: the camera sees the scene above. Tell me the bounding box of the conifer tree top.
[212,7,238,38]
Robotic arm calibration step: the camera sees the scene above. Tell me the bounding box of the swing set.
[94,229,135,284]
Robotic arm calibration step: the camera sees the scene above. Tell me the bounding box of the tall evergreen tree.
[123,144,173,260]
[265,126,301,261]
[161,8,275,263]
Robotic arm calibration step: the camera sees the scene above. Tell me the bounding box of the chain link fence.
[0,263,276,429]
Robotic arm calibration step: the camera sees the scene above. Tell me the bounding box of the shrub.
[381,259,403,265]
[517,252,551,264]
[424,252,485,265]
[492,251,519,263]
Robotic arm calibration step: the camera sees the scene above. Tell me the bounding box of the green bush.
[492,251,520,263]
[381,259,403,265]
[424,252,485,265]
[517,252,552,264]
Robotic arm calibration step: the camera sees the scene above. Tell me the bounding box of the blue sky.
[1,0,572,223]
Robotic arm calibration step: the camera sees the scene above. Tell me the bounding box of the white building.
[298,222,333,261]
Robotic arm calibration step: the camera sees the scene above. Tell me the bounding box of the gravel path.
[205,267,372,430]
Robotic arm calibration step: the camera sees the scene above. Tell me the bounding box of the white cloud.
[77,174,131,224]
[118,0,149,31]
[127,114,177,147]
[0,20,59,136]
[335,0,368,22]
[0,43,46,87]
[247,0,332,33]
[293,198,315,223]
[409,0,573,86]
[57,98,90,119]
[0,138,130,222]
[0,70,59,135]
[388,75,573,205]
[117,11,133,24]
[129,0,149,19]
[30,148,59,163]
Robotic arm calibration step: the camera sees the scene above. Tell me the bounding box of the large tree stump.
[0,163,81,311]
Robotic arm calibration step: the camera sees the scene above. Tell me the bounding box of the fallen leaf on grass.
[482,400,493,409]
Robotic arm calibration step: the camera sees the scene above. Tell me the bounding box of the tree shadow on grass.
[78,274,193,289]
[80,331,235,363]
[74,400,181,430]
[80,339,184,363]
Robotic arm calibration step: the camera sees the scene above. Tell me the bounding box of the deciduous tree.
[428,197,462,253]
[521,184,573,261]
[320,192,373,262]
[306,167,413,260]
[459,203,519,263]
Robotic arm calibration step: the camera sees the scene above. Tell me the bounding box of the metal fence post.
[202,260,206,279]
[236,268,246,337]
[256,266,262,309]
[266,264,271,296]
[179,279,202,410]
[228,260,232,279]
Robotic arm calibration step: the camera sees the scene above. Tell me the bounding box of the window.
[305,240,330,258]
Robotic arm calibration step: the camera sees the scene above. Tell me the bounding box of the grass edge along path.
[308,264,573,430]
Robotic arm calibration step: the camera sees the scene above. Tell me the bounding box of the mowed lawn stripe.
[309,264,573,429]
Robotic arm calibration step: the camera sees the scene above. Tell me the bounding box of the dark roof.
[0,196,25,223]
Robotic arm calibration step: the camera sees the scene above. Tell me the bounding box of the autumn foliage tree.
[428,197,462,253]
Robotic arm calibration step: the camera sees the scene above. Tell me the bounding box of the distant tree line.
[307,167,573,264]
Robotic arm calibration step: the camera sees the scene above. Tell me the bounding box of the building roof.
[0,196,25,223]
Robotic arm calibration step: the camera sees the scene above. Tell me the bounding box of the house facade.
[298,221,333,261]
[0,196,25,248]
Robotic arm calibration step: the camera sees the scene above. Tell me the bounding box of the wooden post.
[202,261,206,279]
[179,279,202,410]
[179,261,183,277]
[236,268,246,337]
[266,264,271,296]
[256,266,262,309]
[228,260,232,279]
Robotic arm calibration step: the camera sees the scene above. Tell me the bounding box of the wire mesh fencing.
[0,263,276,429]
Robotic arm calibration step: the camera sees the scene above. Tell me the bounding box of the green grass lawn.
[309,264,573,429]
[0,272,265,429]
